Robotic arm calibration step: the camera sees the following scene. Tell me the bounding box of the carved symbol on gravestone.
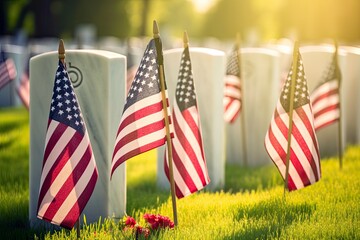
[67,62,83,88]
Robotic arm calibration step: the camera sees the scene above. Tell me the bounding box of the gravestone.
[340,46,360,144]
[29,50,126,228]
[226,48,281,166]
[300,45,347,158]
[157,47,226,190]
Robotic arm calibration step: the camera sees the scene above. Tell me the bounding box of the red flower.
[143,214,174,230]
[136,226,150,238]
[125,216,137,228]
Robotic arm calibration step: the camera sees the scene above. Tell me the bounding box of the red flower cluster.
[143,213,175,230]
[125,216,136,228]
[122,214,174,239]
[123,216,150,238]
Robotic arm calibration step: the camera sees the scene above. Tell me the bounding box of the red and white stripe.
[37,120,98,229]
[0,59,17,89]
[17,73,30,109]
[111,91,173,177]
[165,102,210,198]
[224,75,241,123]
[265,102,321,191]
[311,79,339,131]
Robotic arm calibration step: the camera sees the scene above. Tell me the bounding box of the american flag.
[37,60,98,229]
[310,53,341,131]
[111,39,173,177]
[0,49,17,90]
[264,50,321,191]
[164,46,210,199]
[17,60,30,109]
[223,45,241,123]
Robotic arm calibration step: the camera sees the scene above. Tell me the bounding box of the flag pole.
[153,20,178,226]
[334,40,343,169]
[58,39,66,66]
[59,39,81,238]
[283,41,299,197]
[236,33,248,166]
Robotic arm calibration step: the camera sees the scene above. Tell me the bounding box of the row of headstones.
[0,38,143,108]
[27,44,360,227]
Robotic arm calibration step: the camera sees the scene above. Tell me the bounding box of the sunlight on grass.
[1,108,360,239]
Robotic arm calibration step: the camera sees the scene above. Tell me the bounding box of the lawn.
[0,107,359,239]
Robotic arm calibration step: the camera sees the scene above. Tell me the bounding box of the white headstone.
[340,46,360,144]
[157,47,226,190]
[300,45,347,158]
[226,48,281,166]
[29,50,126,228]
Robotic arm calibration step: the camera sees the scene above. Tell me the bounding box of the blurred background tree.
[1,0,359,44]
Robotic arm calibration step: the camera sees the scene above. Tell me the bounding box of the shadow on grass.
[0,197,45,240]
[225,198,316,239]
[224,163,284,193]
[126,174,170,215]
[0,121,21,150]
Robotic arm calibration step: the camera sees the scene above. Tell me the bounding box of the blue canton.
[124,39,161,111]
[50,61,85,134]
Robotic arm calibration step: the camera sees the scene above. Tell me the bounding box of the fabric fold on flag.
[164,46,210,199]
[310,53,341,131]
[37,60,98,229]
[264,50,321,191]
[0,49,17,90]
[223,45,242,123]
[111,39,173,178]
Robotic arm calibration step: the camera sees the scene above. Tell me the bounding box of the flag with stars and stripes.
[310,52,341,131]
[164,46,210,198]
[111,39,173,177]
[264,50,321,191]
[223,46,241,123]
[37,60,98,229]
[0,49,17,90]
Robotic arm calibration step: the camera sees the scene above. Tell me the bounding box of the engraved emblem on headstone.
[67,62,83,88]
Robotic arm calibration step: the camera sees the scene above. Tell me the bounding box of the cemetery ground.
[0,107,359,240]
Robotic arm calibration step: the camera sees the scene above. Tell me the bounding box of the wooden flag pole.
[153,20,178,226]
[183,31,189,49]
[76,220,80,239]
[59,39,81,238]
[236,33,248,166]
[58,39,66,66]
[334,40,343,170]
[284,41,299,197]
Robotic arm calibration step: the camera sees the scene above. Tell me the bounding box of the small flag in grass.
[37,60,98,229]
[164,45,210,198]
[0,49,17,90]
[310,51,341,131]
[265,48,321,191]
[223,45,241,123]
[111,39,173,178]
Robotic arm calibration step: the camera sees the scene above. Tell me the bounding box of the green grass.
[1,108,360,239]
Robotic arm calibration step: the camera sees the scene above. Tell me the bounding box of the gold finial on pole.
[58,39,65,64]
[183,31,189,48]
[153,20,160,39]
